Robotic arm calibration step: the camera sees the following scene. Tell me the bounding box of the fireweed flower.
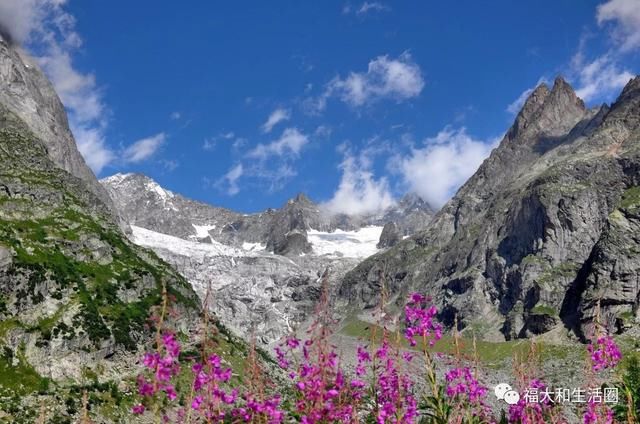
[587,336,622,371]
[582,335,620,423]
[508,379,553,424]
[232,394,284,423]
[133,292,634,423]
[370,341,418,423]
[444,367,494,421]
[131,404,145,415]
[276,335,364,423]
[137,332,181,400]
[191,395,203,410]
[583,399,614,424]
[444,367,488,402]
[404,293,443,347]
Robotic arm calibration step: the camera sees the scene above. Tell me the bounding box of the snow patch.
[242,241,266,252]
[100,173,133,186]
[191,224,217,239]
[307,226,382,258]
[146,181,174,201]
[130,225,251,258]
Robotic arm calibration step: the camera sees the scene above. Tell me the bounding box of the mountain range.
[1,27,640,422]
[99,172,435,345]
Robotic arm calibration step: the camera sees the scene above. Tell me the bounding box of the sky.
[0,0,639,214]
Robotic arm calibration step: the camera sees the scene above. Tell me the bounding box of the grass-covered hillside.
[0,106,267,422]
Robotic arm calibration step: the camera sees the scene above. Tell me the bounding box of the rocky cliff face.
[339,76,640,342]
[0,36,123,228]
[0,104,202,421]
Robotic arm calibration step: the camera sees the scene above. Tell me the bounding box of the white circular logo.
[503,390,521,405]
[494,383,512,400]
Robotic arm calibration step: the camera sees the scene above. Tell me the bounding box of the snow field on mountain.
[130,225,252,258]
[307,226,383,258]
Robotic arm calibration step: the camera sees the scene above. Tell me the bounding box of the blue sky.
[2,1,639,213]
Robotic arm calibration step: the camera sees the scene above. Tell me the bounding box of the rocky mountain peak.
[548,76,585,111]
[290,192,314,206]
[341,74,640,342]
[0,37,123,228]
[507,76,588,149]
[397,192,431,212]
[618,75,640,103]
[517,83,550,123]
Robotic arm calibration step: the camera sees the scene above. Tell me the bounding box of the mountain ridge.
[338,75,640,342]
[101,172,436,254]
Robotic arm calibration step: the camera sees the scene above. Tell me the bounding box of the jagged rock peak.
[291,192,314,205]
[547,76,585,110]
[377,221,401,249]
[100,172,136,184]
[340,74,640,343]
[510,76,588,142]
[517,82,550,122]
[398,192,431,211]
[618,75,640,101]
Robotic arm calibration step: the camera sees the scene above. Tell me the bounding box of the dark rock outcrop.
[377,222,401,248]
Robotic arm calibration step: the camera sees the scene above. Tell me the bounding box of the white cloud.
[342,2,390,15]
[232,137,248,151]
[261,108,290,133]
[73,124,114,173]
[38,46,103,122]
[202,132,236,151]
[559,2,637,105]
[572,53,633,102]
[247,128,308,159]
[222,129,309,193]
[203,138,216,151]
[160,159,179,172]
[323,149,395,216]
[221,163,243,195]
[0,0,70,46]
[314,125,332,138]
[357,2,390,15]
[507,87,534,115]
[308,52,424,113]
[247,163,297,193]
[597,0,640,52]
[0,0,115,174]
[123,133,165,163]
[170,111,181,120]
[506,77,548,114]
[399,127,497,207]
